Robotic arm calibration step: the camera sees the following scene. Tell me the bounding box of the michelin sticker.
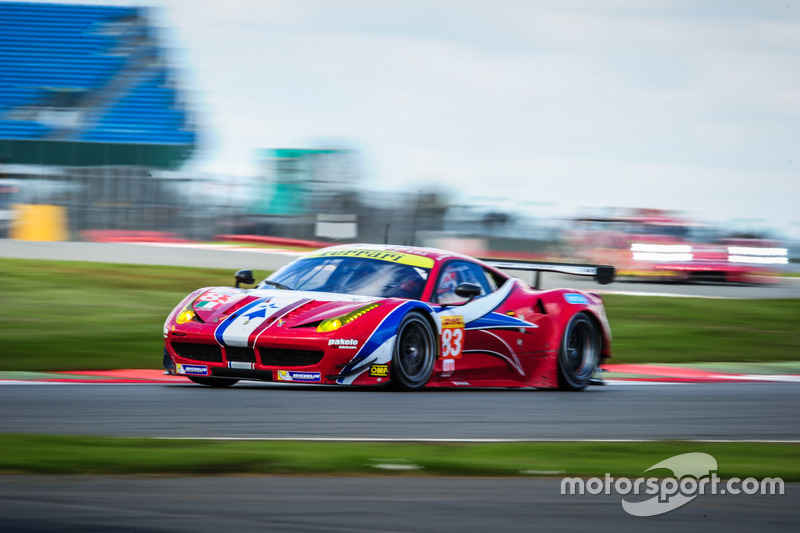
[176,363,209,376]
[277,370,322,383]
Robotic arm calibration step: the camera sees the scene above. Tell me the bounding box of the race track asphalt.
[1,381,798,441]
[3,380,798,531]
[0,475,796,533]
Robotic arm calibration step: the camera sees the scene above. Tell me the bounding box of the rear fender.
[537,290,612,359]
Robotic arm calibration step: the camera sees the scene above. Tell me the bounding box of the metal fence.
[0,163,565,260]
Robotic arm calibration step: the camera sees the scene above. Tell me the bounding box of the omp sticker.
[176,364,208,376]
[369,364,389,377]
[440,315,465,359]
[277,370,321,383]
[306,248,434,269]
[564,293,589,305]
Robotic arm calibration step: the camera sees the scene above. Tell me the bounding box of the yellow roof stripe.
[306,248,434,268]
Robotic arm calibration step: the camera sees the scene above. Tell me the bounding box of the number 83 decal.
[440,315,465,359]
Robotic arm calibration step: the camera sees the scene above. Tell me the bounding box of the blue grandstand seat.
[0,1,195,155]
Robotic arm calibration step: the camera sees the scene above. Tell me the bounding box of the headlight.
[175,304,197,324]
[317,303,380,332]
[631,243,693,262]
[727,247,788,265]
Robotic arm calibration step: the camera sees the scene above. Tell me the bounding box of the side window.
[483,267,503,292]
[435,261,493,304]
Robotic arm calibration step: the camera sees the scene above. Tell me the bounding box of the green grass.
[0,258,798,371]
[0,435,797,479]
[603,294,800,363]
[0,259,272,371]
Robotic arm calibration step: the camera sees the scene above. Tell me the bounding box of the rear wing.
[481,258,615,289]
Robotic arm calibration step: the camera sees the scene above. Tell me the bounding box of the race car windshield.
[262,257,429,300]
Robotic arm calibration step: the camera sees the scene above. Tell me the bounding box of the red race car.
[566,209,787,283]
[163,244,615,391]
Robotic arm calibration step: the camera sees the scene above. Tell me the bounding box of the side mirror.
[453,283,482,302]
[235,269,255,288]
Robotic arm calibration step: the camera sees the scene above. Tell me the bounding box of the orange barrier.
[10,204,67,241]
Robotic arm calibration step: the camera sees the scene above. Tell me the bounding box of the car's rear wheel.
[558,312,600,391]
[187,376,239,388]
[390,311,436,390]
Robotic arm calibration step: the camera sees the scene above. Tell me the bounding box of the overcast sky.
[42,1,800,237]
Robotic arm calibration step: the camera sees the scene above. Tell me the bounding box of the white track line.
[147,437,800,443]
[594,289,737,299]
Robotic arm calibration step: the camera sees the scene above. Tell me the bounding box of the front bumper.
[163,338,388,386]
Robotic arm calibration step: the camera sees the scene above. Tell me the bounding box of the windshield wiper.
[261,280,293,290]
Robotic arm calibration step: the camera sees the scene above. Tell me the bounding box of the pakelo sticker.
[440,315,465,359]
[328,339,359,349]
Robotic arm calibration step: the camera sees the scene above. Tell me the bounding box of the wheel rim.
[396,316,434,384]
[563,315,600,381]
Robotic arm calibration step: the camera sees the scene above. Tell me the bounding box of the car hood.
[188,287,383,328]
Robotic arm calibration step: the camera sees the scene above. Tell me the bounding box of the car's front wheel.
[390,311,436,390]
[558,312,601,391]
[187,376,239,388]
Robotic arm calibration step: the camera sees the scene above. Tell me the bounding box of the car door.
[431,260,530,383]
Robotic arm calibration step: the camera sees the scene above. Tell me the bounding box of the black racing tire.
[390,311,437,391]
[557,312,601,391]
[187,376,239,388]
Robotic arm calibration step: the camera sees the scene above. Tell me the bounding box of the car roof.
[302,243,478,267]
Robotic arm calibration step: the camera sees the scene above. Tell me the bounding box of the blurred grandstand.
[0,1,194,164]
[0,1,195,238]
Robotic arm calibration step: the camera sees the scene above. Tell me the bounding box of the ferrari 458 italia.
[163,244,615,391]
